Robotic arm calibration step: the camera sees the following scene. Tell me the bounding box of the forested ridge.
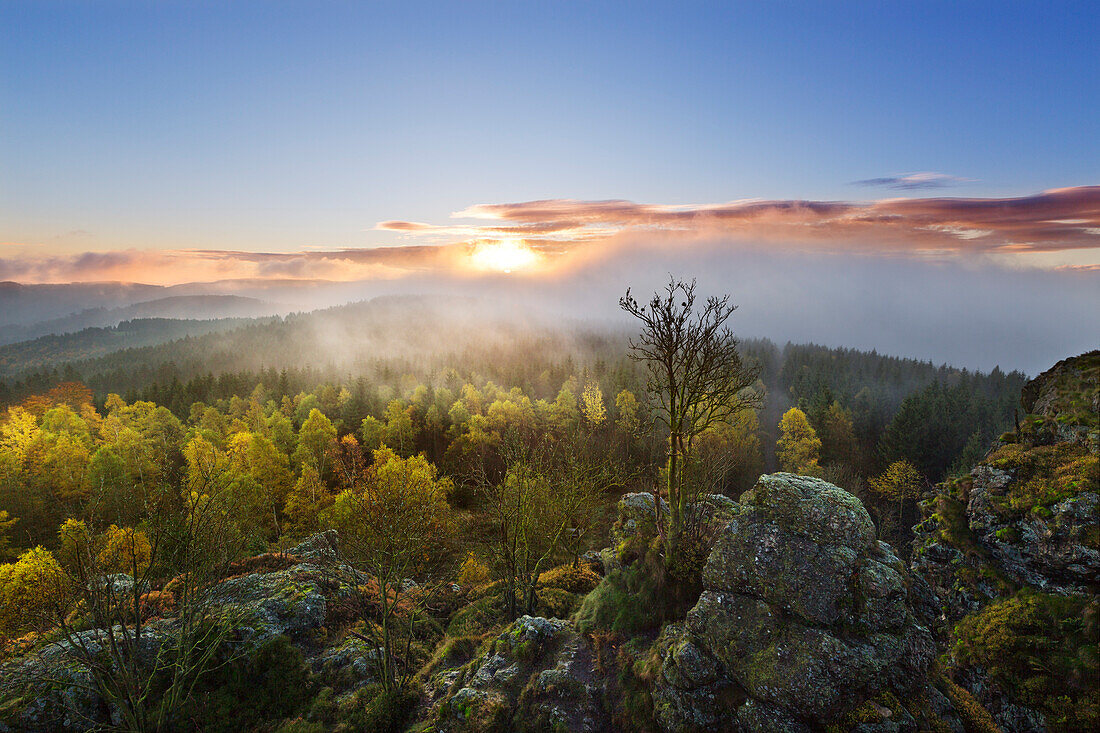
[0,297,1025,557]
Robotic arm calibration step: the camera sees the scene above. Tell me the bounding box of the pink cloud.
[2,187,1096,285]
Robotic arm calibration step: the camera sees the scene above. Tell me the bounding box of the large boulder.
[654,473,939,730]
[0,562,330,731]
[208,565,327,642]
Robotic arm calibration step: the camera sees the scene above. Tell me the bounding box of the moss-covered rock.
[654,473,939,730]
[910,351,1100,733]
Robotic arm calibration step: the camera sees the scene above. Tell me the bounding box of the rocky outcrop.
[428,615,605,732]
[912,352,1099,609]
[910,351,1099,732]
[653,473,945,731]
[0,534,359,732]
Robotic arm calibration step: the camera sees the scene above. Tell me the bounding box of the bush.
[576,541,702,635]
[537,564,600,594]
[351,685,419,733]
[951,590,1099,732]
[173,635,314,733]
[458,553,491,586]
[534,587,582,619]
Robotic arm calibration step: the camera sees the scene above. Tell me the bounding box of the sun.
[470,238,540,273]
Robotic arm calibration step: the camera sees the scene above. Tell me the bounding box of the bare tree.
[620,277,762,564]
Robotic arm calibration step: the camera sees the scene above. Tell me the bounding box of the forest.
[0,295,1026,561]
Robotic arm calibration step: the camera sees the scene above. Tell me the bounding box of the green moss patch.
[949,590,1099,732]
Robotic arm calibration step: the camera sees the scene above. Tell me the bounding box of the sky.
[1,1,1098,370]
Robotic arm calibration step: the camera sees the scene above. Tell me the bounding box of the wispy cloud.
[2,187,1097,284]
[385,185,1100,256]
[853,172,975,189]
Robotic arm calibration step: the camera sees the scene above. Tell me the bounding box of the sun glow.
[469,238,540,273]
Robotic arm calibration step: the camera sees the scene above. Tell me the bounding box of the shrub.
[458,553,492,586]
[350,685,419,733]
[534,587,581,619]
[175,635,314,732]
[950,590,1099,732]
[537,564,600,594]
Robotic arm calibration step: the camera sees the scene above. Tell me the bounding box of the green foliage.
[576,543,700,636]
[950,590,1099,732]
[879,374,1022,481]
[352,685,419,733]
[176,635,314,733]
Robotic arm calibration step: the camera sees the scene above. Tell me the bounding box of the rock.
[312,634,381,692]
[739,472,877,550]
[655,473,937,730]
[602,492,669,571]
[735,699,813,733]
[0,622,174,732]
[909,351,1099,731]
[430,616,605,732]
[287,529,340,562]
[208,565,327,642]
[612,492,668,546]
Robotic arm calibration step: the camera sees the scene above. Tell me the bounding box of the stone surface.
[654,472,937,730]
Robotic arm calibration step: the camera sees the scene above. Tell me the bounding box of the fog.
[3,237,1096,377]
[253,240,1097,376]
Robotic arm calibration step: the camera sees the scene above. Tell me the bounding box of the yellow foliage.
[98,525,152,576]
[776,407,822,475]
[0,546,66,638]
[457,553,491,586]
[868,460,923,502]
[581,383,607,427]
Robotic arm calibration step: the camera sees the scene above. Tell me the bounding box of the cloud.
[411,186,1100,258]
[2,187,1097,285]
[0,246,466,285]
[853,172,975,189]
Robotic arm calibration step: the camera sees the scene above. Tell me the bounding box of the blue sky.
[3,0,1098,261]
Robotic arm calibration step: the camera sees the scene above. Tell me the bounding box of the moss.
[575,543,701,636]
[985,442,1099,515]
[994,527,1019,543]
[936,675,1001,733]
[949,590,1099,732]
[448,593,506,637]
[534,587,581,619]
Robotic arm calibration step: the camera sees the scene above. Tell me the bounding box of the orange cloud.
[3,187,1096,284]
[403,186,1099,256]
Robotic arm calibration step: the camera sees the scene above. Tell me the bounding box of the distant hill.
[0,281,166,328]
[0,294,287,346]
[0,316,274,376]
